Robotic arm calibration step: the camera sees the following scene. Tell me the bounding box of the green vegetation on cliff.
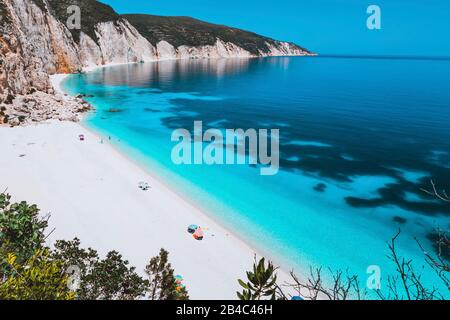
[124,14,307,55]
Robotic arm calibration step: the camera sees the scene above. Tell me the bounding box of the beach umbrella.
[174,275,183,285]
[187,224,198,234]
[193,227,204,240]
[291,296,304,301]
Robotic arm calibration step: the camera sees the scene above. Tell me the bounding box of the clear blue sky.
[101,0,450,56]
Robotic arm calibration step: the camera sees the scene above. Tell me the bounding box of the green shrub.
[0,193,48,274]
[0,192,189,300]
[0,250,75,300]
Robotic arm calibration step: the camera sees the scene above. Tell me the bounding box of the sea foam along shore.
[0,72,293,300]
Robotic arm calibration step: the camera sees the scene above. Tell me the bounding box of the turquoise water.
[62,57,450,297]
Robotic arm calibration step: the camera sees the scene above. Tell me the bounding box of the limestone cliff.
[1,0,81,95]
[124,14,311,58]
[0,0,314,99]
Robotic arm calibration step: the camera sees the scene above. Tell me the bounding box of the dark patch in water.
[73,59,450,219]
[107,108,124,113]
[144,108,161,113]
[314,183,327,192]
[393,216,407,224]
[160,103,450,216]
[345,181,450,216]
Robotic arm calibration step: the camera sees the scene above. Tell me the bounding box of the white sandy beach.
[0,70,298,300]
[0,73,294,299]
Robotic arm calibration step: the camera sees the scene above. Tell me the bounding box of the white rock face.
[1,0,82,95]
[176,39,252,59]
[8,0,81,74]
[215,39,253,58]
[260,41,309,57]
[156,41,178,60]
[155,38,311,61]
[94,20,157,64]
[78,32,104,68]
[1,0,160,96]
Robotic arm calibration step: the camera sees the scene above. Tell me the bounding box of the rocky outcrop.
[157,39,252,60]
[259,41,308,57]
[0,90,92,126]
[1,0,82,97]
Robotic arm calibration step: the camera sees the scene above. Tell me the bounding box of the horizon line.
[314,54,450,62]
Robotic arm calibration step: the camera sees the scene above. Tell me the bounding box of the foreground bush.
[0,192,188,300]
[0,250,75,300]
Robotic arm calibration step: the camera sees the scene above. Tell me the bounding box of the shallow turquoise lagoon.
[62,57,450,297]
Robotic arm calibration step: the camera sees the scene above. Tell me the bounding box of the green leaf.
[238,279,249,289]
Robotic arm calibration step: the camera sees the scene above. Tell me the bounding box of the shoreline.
[60,65,303,277]
[0,120,277,299]
[1,67,297,299]
[79,120,302,281]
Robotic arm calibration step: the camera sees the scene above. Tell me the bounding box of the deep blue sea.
[62,56,450,297]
